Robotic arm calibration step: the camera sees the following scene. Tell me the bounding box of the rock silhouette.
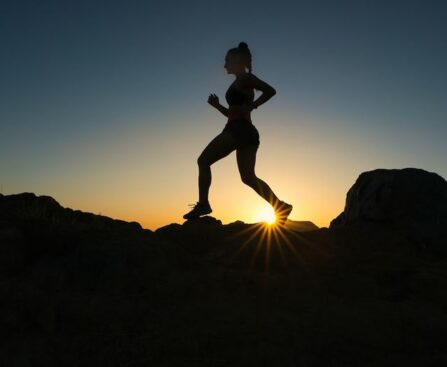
[330,168,447,228]
[1,177,446,366]
[330,168,447,252]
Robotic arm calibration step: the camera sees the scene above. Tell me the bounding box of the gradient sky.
[1,0,446,231]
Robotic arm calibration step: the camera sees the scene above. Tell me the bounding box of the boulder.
[330,168,447,250]
[330,168,447,229]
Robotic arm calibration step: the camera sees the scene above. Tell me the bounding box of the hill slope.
[0,191,446,366]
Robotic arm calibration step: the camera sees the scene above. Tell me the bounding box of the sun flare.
[257,207,276,225]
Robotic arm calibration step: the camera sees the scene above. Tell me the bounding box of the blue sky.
[1,0,446,229]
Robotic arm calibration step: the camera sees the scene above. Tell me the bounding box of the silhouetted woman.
[183,41,293,225]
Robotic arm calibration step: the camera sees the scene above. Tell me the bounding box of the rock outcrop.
[330,168,447,249]
[1,190,446,366]
[0,192,146,233]
[330,168,447,229]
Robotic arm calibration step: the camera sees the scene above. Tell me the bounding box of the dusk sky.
[1,0,446,230]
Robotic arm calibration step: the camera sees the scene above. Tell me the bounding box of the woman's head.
[224,41,252,75]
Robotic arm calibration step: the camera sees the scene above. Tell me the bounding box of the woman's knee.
[241,173,258,186]
[197,154,210,167]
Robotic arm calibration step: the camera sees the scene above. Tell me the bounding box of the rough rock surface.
[330,168,447,248]
[1,191,446,366]
[330,168,447,228]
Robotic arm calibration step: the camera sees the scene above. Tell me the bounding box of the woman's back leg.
[236,144,281,209]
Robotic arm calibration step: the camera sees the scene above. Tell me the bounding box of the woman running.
[183,41,293,225]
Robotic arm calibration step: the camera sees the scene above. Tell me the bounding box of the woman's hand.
[208,93,220,108]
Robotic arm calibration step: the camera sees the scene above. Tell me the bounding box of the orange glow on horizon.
[255,206,277,225]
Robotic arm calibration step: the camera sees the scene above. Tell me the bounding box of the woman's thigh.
[198,131,238,166]
[236,144,258,179]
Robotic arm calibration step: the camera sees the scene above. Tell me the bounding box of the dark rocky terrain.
[1,167,446,366]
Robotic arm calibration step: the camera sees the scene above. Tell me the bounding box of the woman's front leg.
[197,131,237,205]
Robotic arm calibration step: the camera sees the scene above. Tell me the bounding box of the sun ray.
[255,206,277,225]
[223,214,324,279]
[264,226,273,274]
[249,225,271,271]
[227,223,266,263]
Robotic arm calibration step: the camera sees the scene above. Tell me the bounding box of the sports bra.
[225,79,254,106]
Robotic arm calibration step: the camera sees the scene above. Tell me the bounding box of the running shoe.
[275,200,293,225]
[183,201,212,219]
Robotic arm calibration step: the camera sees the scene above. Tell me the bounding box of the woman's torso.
[225,75,255,123]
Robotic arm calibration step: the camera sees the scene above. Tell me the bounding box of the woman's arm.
[208,93,229,117]
[215,103,229,117]
[247,73,276,109]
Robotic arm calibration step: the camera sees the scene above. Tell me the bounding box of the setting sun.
[256,206,276,224]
